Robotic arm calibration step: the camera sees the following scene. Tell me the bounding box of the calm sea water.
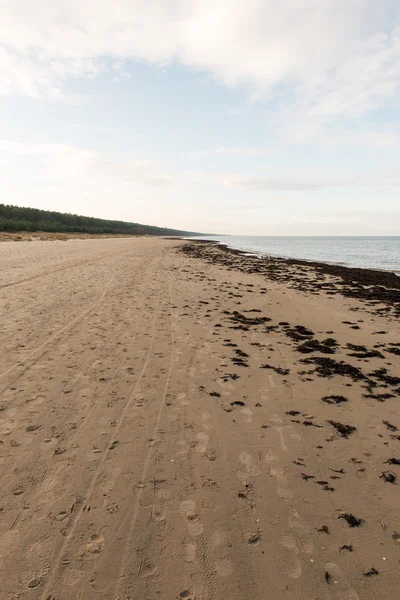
[191,236,400,274]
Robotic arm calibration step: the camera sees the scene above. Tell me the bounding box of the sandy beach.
[0,236,399,600]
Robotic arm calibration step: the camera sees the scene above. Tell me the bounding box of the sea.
[190,236,400,275]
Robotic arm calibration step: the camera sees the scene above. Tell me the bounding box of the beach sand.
[0,236,399,599]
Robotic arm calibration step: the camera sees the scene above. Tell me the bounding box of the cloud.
[222,169,400,191]
[2,140,399,197]
[0,140,175,187]
[188,146,271,157]
[278,117,400,147]
[0,0,399,120]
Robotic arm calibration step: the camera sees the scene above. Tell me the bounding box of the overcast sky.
[1,1,400,235]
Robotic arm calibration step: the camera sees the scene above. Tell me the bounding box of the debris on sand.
[296,338,338,354]
[387,347,400,356]
[322,395,348,405]
[300,357,367,382]
[340,545,353,553]
[303,420,322,428]
[247,530,261,545]
[317,525,330,534]
[221,373,240,382]
[363,392,395,402]
[339,513,363,527]
[364,568,379,577]
[346,343,384,359]
[315,480,335,491]
[228,311,271,327]
[260,363,290,376]
[210,391,221,397]
[380,471,397,484]
[231,401,245,407]
[234,349,249,358]
[370,369,400,387]
[383,420,398,432]
[325,571,333,584]
[238,482,252,499]
[347,343,367,352]
[328,420,357,438]
[285,325,314,342]
[386,458,400,465]
[231,357,249,367]
[286,410,301,416]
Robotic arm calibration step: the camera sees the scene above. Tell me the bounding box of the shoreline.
[189,238,400,281]
[187,236,400,278]
[182,240,400,319]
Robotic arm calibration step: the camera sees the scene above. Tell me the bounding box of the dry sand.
[0,236,399,600]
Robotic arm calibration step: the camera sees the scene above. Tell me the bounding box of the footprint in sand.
[0,530,20,565]
[324,562,359,600]
[177,438,189,458]
[195,432,210,453]
[215,558,233,577]
[178,392,189,406]
[264,449,279,464]
[64,568,85,587]
[201,411,213,431]
[237,452,261,482]
[270,467,293,500]
[211,530,233,577]
[280,535,302,579]
[20,539,52,589]
[287,509,314,554]
[180,500,204,537]
[184,540,197,563]
[239,407,253,423]
[153,489,170,524]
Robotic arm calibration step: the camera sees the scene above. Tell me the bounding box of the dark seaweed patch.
[387,347,400,356]
[380,471,397,484]
[228,311,271,327]
[300,357,367,382]
[296,338,338,354]
[383,420,398,432]
[317,525,330,533]
[260,364,290,376]
[364,568,379,577]
[322,395,348,405]
[370,369,400,387]
[363,392,395,402]
[328,420,357,438]
[339,513,363,527]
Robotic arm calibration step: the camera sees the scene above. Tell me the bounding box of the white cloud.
[189,147,272,157]
[0,0,399,120]
[280,121,400,147]
[222,169,400,191]
[0,140,175,187]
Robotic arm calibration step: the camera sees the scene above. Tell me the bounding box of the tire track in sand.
[0,256,164,548]
[0,275,115,385]
[39,270,167,600]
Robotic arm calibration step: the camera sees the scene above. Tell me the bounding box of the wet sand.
[0,236,399,599]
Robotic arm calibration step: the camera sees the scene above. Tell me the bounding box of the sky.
[0,1,400,235]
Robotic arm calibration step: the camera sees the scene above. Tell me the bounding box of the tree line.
[0,204,198,237]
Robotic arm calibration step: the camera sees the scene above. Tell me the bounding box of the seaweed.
[328,420,357,438]
[322,395,348,405]
[339,513,363,527]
